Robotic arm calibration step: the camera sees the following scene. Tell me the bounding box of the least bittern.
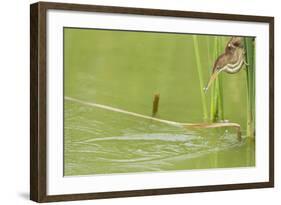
[204,37,248,92]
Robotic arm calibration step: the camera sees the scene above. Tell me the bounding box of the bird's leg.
[243,50,249,66]
[244,60,249,66]
[242,59,249,70]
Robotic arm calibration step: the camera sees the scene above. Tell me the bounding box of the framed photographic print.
[30,1,274,202]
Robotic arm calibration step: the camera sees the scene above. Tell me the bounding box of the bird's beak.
[204,71,219,93]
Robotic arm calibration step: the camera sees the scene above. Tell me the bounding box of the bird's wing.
[223,49,245,74]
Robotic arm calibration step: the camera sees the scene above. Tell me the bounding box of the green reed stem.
[192,35,208,121]
[210,37,224,122]
[218,76,224,119]
[209,37,217,122]
[244,37,255,138]
[217,38,224,120]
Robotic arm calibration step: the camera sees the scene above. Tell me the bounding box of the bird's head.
[204,52,226,93]
[204,68,221,93]
[225,37,244,52]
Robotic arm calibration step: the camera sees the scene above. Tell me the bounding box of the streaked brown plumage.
[204,37,246,92]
